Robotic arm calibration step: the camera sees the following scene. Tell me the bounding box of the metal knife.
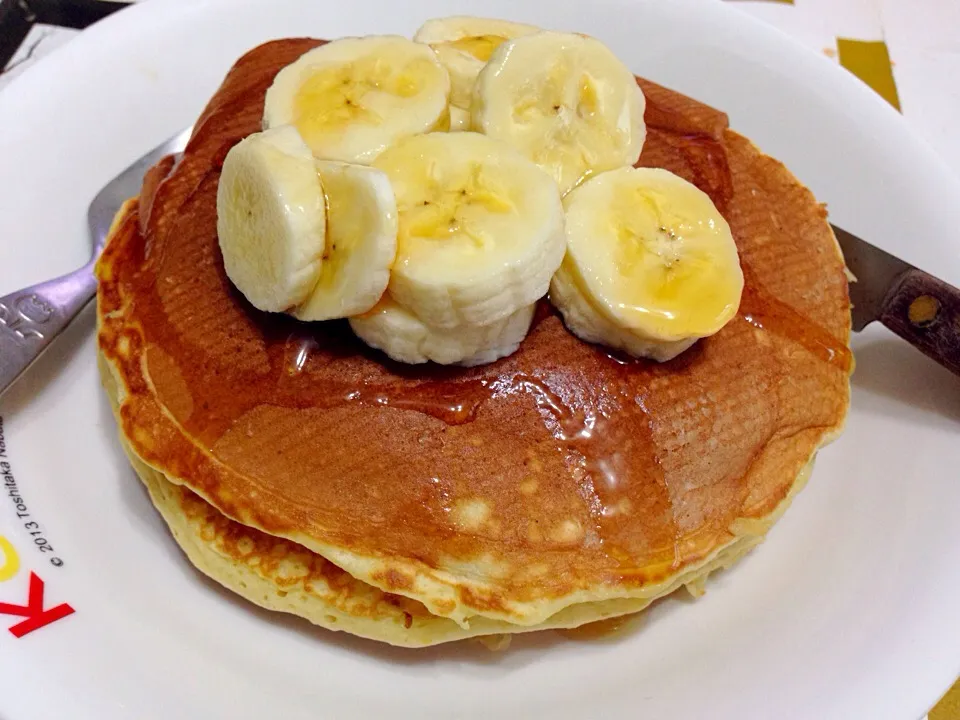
[832,224,960,376]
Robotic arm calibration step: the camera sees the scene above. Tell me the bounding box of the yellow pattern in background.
[836,38,901,110]
[933,681,960,719]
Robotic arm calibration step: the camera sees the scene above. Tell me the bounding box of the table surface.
[0,0,957,718]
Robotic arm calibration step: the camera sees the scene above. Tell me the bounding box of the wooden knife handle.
[879,269,960,377]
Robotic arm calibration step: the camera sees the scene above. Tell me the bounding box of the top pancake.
[96,38,851,628]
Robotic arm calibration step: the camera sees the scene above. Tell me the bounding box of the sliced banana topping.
[350,296,535,366]
[550,262,696,362]
[552,167,743,358]
[372,132,565,329]
[472,31,646,194]
[449,106,472,132]
[292,161,398,321]
[217,126,326,313]
[263,36,450,164]
[414,16,540,111]
[219,25,737,368]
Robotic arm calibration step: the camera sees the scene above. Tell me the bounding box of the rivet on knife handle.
[879,269,960,377]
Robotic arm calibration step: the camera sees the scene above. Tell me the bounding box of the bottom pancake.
[100,349,813,648]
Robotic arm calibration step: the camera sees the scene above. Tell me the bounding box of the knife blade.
[831,223,960,376]
[831,224,912,332]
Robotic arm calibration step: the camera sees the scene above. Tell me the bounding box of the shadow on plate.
[851,338,960,425]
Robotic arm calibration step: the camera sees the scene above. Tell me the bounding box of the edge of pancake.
[101,342,812,647]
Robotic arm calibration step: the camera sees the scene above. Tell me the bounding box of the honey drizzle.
[146,300,495,446]
[739,263,852,373]
[491,369,681,579]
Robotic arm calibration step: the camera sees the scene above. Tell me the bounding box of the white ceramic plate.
[1,0,959,717]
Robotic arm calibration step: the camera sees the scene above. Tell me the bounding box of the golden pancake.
[96,38,851,637]
[100,335,809,647]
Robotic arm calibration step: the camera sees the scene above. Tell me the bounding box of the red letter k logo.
[0,572,74,638]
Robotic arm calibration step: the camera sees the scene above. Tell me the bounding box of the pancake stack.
[96,37,851,647]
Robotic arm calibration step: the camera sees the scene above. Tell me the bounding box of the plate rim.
[0,0,958,717]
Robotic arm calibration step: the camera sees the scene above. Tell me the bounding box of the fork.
[0,127,193,398]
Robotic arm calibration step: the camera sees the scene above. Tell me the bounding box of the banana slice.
[372,132,565,329]
[550,262,696,362]
[217,126,326,313]
[449,106,472,132]
[292,161,398,321]
[472,31,646,194]
[350,296,535,366]
[263,36,450,164]
[413,16,540,111]
[551,167,743,360]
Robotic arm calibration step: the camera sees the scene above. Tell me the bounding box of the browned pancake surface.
[97,39,850,622]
